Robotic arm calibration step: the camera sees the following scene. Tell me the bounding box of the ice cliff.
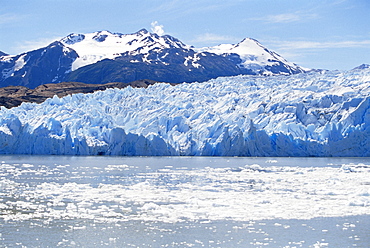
[1,67,370,156]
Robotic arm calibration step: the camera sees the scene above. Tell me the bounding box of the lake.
[1,156,369,247]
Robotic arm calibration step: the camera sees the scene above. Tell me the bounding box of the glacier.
[1,67,370,156]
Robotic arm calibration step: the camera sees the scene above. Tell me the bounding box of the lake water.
[0,156,369,247]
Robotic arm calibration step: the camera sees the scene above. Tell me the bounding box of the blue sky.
[1,0,369,70]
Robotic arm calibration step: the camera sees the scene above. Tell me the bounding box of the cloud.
[149,0,181,14]
[151,21,165,36]
[272,40,370,50]
[265,13,302,23]
[148,0,244,19]
[192,33,238,45]
[252,12,318,24]
[0,13,24,25]
[12,36,63,54]
[264,38,370,68]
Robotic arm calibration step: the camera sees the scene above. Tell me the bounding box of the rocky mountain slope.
[1,29,306,88]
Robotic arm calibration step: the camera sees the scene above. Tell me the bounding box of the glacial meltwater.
[0,156,369,247]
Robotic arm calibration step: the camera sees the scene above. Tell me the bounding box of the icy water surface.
[0,156,370,247]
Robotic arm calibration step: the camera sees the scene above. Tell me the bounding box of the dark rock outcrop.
[0,79,165,108]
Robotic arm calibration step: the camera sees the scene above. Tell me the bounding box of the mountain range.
[0,29,307,89]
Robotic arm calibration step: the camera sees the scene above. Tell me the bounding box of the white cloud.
[192,33,238,45]
[264,39,370,69]
[148,0,242,16]
[271,40,370,50]
[266,13,302,23]
[148,0,181,14]
[151,21,165,36]
[251,12,318,24]
[0,13,23,25]
[12,36,63,54]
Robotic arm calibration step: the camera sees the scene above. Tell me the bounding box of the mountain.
[353,64,370,70]
[59,29,192,71]
[0,67,370,156]
[1,29,307,88]
[198,38,305,75]
[0,42,78,88]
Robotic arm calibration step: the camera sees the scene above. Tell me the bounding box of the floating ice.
[1,159,370,223]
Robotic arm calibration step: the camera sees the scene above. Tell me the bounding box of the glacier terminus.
[0,67,370,156]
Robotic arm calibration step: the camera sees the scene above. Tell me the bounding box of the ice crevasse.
[1,68,370,156]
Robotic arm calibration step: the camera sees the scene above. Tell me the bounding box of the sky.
[0,0,369,70]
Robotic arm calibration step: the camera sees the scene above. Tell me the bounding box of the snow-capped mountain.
[353,64,370,70]
[198,38,305,75]
[60,29,191,71]
[0,67,370,156]
[0,29,306,88]
[0,42,78,88]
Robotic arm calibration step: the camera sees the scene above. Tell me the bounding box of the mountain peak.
[239,37,260,44]
[136,28,149,35]
[60,33,86,45]
[353,64,370,70]
[198,37,305,75]
[94,30,114,35]
[58,29,191,71]
[92,30,114,42]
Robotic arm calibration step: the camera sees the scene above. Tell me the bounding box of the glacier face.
[1,68,370,156]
